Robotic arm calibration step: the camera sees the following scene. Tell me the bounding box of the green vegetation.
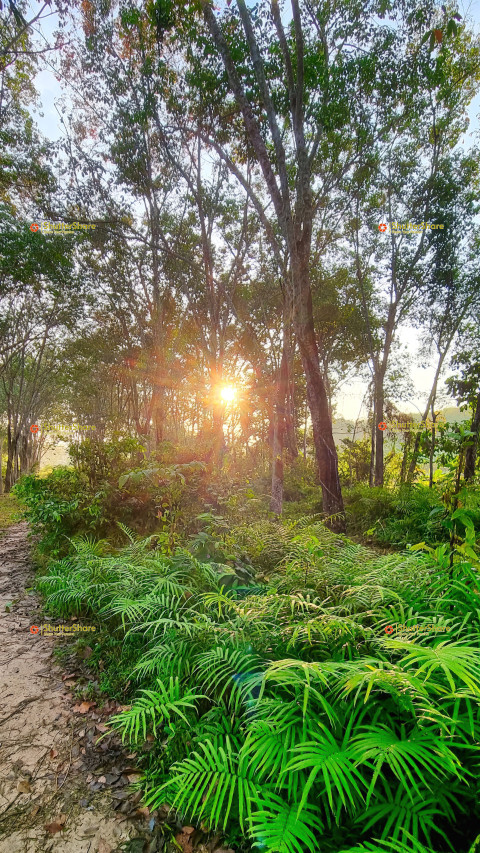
[0,493,22,534]
[20,459,480,853]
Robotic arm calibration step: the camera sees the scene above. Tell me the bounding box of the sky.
[23,0,480,422]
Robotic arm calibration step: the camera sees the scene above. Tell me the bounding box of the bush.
[34,521,480,853]
[343,484,447,548]
[14,467,91,555]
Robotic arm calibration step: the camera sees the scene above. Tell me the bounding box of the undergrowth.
[35,519,480,853]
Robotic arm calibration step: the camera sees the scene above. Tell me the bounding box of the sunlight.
[220,385,236,402]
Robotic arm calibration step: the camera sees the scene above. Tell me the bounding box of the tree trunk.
[429,403,436,488]
[399,434,410,485]
[270,344,288,515]
[5,425,16,493]
[294,283,344,524]
[369,410,375,488]
[374,376,385,486]
[283,323,298,460]
[464,389,480,481]
[0,436,3,494]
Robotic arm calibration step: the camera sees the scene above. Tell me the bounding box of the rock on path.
[0,524,161,853]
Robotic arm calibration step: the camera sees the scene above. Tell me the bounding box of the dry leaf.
[45,821,65,835]
[98,840,113,853]
[127,773,142,783]
[17,779,31,794]
[30,805,40,817]
[183,827,195,835]
[73,701,96,714]
[49,748,58,759]
[95,722,108,732]
[98,775,107,783]
[434,28,443,42]
[136,806,150,818]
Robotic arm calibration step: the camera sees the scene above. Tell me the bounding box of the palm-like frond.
[286,729,367,816]
[108,676,201,744]
[147,736,269,830]
[249,793,323,853]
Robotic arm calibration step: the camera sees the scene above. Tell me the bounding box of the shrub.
[34,519,480,853]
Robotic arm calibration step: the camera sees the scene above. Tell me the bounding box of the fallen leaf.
[73,701,96,714]
[136,806,150,818]
[30,805,40,817]
[175,829,195,853]
[49,748,58,759]
[17,779,31,794]
[62,673,77,681]
[183,827,195,835]
[98,775,107,783]
[44,819,66,835]
[98,841,113,853]
[127,773,143,783]
[95,722,108,732]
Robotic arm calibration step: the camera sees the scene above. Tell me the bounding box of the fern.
[108,676,202,744]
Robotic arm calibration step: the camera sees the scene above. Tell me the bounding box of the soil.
[0,523,168,853]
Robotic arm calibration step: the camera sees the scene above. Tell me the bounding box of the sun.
[220,385,236,402]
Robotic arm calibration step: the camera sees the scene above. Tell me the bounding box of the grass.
[0,492,22,533]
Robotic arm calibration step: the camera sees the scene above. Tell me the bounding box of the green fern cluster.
[37,522,480,853]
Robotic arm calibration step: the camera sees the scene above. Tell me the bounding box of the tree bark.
[270,343,288,515]
[464,389,480,481]
[374,376,385,486]
[295,281,344,519]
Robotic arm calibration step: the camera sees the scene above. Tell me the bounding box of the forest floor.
[0,522,169,853]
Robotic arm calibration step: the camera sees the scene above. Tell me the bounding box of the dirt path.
[0,524,165,853]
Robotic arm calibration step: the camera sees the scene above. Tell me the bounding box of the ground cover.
[28,514,480,853]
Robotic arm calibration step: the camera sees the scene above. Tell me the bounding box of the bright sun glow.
[220,385,236,402]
